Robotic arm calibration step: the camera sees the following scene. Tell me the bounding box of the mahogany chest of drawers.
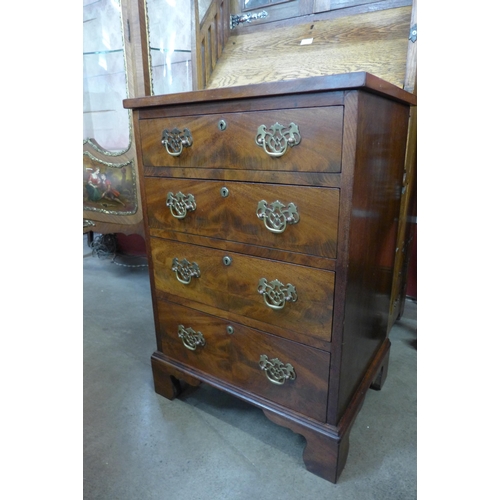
[123,72,416,483]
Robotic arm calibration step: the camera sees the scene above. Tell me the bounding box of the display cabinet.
[83,0,194,239]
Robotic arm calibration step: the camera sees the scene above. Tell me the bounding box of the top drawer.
[139,107,343,173]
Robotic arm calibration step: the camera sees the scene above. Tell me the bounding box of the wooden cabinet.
[123,72,416,483]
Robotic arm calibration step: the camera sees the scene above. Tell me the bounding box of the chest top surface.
[123,71,416,110]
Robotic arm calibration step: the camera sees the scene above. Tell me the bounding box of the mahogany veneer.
[123,72,416,483]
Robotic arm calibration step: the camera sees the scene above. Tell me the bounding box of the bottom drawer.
[157,300,330,422]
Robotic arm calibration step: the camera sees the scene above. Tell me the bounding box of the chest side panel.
[335,91,410,421]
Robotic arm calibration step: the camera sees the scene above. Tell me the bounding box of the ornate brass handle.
[166,191,196,219]
[255,122,301,157]
[257,278,298,310]
[256,200,299,233]
[259,354,296,385]
[161,127,193,156]
[178,325,205,351]
[172,257,201,285]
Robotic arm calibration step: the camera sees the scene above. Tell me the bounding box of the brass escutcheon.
[255,122,301,157]
[161,127,193,156]
[178,325,205,351]
[259,354,296,385]
[166,191,196,219]
[256,199,299,233]
[172,257,201,285]
[257,278,298,310]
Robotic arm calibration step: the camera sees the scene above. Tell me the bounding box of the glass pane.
[243,0,293,10]
[198,0,212,21]
[245,0,264,7]
[146,0,192,95]
[83,0,130,152]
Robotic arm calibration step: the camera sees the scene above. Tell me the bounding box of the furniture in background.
[84,0,416,313]
[191,0,417,331]
[83,0,193,242]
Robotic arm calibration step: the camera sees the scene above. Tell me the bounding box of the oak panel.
[207,7,412,89]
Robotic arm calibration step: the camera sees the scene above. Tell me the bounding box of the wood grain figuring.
[403,0,417,92]
[157,300,330,421]
[225,250,335,341]
[144,177,340,258]
[124,72,415,110]
[337,91,410,419]
[148,228,338,271]
[150,237,230,311]
[207,7,412,89]
[135,90,346,119]
[192,0,230,90]
[154,288,334,351]
[139,107,343,172]
[150,237,335,342]
[125,73,415,483]
[143,167,342,189]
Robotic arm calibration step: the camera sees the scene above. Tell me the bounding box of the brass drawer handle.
[259,354,296,385]
[255,122,301,157]
[256,200,299,233]
[161,127,193,156]
[172,257,201,285]
[257,278,298,310]
[178,325,205,351]
[166,191,196,219]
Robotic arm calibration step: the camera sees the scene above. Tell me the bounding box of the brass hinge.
[230,10,268,29]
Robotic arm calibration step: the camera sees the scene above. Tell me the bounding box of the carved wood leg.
[263,410,349,484]
[370,345,390,391]
[151,351,201,400]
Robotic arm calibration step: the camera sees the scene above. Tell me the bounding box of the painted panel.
[83,152,137,215]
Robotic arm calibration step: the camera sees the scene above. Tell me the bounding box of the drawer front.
[145,178,340,258]
[151,237,229,311]
[139,107,343,173]
[158,300,330,422]
[150,238,335,342]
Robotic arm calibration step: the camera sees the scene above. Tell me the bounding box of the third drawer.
[151,237,335,343]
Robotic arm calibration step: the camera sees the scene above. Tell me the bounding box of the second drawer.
[145,178,340,259]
